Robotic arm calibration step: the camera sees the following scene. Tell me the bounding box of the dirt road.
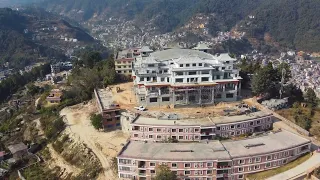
[60,101,129,180]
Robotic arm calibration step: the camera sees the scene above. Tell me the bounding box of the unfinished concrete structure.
[132,48,242,107]
[115,47,141,76]
[117,130,311,180]
[94,88,121,130]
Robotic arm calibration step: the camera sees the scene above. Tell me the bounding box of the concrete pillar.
[199,87,202,104]
[211,87,215,104]
[239,81,242,98]
[222,84,226,100]
[173,90,176,105]
[186,90,189,104]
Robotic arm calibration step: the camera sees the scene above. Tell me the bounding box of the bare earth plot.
[111,82,241,117]
[60,100,130,180]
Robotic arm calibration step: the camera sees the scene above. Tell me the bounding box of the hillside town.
[1,2,320,180]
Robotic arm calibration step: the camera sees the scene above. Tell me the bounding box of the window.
[179,136,183,140]
[231,125,235,129]
[162,97,170,102]
[226,61,230,64]
[176,78,183,83]
[237,124,241,128]
[134,134,138,137]
[248,166,252,171]
[149,128,153,132]
[148,64,155,67]
[157,135,161,139]
[239,159,245,164]
[194,135,199,139]
[226,93,234,98]
[164,69,168,73]
[172,129,176,132]
[255,157,261,162]
[285,151,289,156]
[238,174,244,179]
[179,129,184,132]
[254,165,260,170]
[257,120,261,124]
[189,71,197,75]
[267,155,272,161]
[265,162,271,168]
[172,163,177,168]
[150,98,157,103]
[202,71,210,74]
[207,170,212,174]
[184,171,191,175]
[283,159,287,164]
[150,162,155,167]
[184,163,191,168]
[222,67,225,70]
[199,63,202,66]
[216,127,221,130]
[140,97,146,102]
[176,72,184,76]
[238,167,244,172]
[195,129,199,132]
[161,78,165,82]
[150,170,155,174]
[215,94,222,98]
[250,121,254,126]
[149,135,153,138]
[201,77,209,82]
[192,63,197,67]
[180,64,183,67]
[157,128,161,132]
[186,64,190,67]
[207,162,213,167]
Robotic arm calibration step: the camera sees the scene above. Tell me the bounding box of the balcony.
[216,173,229,178]
[138,161,146,168]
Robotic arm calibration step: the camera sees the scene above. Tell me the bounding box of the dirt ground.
[60,100,130,180]
[47,144,82,177]
[110,82,242,117]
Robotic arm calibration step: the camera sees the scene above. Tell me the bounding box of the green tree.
[153,165,177,180]
[90,114,103,130]
[304,88,318,107]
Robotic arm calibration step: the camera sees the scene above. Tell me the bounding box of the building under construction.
[94,88,121,130]
[132,45,242,107]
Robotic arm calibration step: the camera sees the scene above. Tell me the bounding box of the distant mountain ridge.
[0,7,95,69]
[35,0,320,52]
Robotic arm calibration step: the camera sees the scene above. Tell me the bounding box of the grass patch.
[246,153,311,180]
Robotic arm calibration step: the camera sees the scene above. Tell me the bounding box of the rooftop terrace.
[95,88,120,112]
[118,130,310,161]
[132,111,272,127]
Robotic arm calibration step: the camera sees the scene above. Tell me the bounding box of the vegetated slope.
[0,8,94,69]
[39,0,265,33]
[38,0,320,52]
[238,0,320,52]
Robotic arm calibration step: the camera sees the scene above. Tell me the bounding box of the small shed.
[7,142,28,159]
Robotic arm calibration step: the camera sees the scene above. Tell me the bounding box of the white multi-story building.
[132,47,242,107]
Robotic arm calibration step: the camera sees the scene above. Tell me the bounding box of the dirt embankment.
[60,100,129,180]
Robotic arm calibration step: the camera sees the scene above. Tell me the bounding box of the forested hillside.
[36,0,320,52]
[239,0,320,52]
[0,8,95,69]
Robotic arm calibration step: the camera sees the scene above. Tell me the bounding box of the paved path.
[267,153,320,180]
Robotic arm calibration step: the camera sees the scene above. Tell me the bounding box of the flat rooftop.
[118,130,311,161]
[95,88,119,111]
[132,111,272,126]
[118,140,231,161]
[222,130,311,158]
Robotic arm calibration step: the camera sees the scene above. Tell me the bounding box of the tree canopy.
[90,114,103,130]
[153,165,177,180]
